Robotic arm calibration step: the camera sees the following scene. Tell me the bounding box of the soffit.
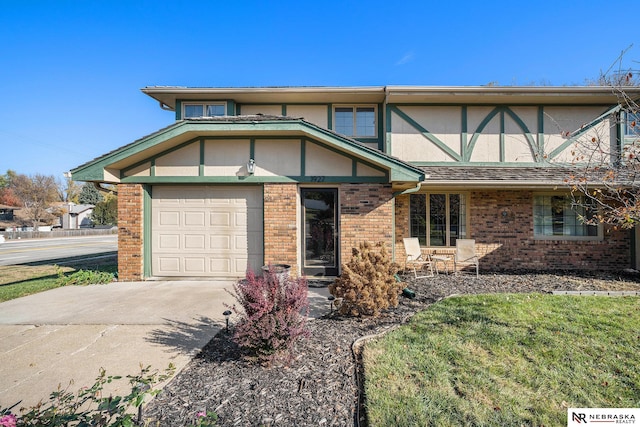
[142,86,387,109]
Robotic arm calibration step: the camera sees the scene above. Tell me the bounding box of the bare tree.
[11,173,61,230]
[560,48,640,229]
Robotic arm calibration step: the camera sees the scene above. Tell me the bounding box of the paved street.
[0,235,117,266]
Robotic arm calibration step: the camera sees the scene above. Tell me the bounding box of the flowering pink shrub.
[229,267,310,364]
[0,414,17,427]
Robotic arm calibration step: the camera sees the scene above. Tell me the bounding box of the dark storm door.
[302,188,339,276]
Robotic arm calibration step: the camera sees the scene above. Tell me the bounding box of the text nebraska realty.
[572,411,636,424]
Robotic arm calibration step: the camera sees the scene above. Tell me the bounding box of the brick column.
[340,184,394,266]
[117,184,144,281]
[263,183,298,276]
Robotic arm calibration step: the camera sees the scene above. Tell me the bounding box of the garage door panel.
[184,257,206,273]
[210,212,231,227]
[159,234,180,249]
[209,258,231,273]
[184,234,206,249]
[211,235,231,250]
[159,211,180,226]
[157,257,180,273]
[184,211,206,226]
[152,186,264,278]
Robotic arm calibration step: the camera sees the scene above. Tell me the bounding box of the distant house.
[0,204,19,231]
[71,85,640,281]
[60,203,94,229]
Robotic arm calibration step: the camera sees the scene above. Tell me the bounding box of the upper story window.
[334,106,376,137]
[625,111,639,137]
[533,194,599,239]
[183,103,226,118]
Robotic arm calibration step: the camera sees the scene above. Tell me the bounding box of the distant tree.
[11,173,61,229]
[78,183,103,205]
[562,47,640,229]
[59,175,81,203]
[91,194,117,226]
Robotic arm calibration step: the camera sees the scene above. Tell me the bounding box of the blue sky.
[0,0,637,179]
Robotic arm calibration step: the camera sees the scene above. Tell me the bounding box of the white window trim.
[333,104,377,138]
[182,102,226,118]
[532,192,603,241]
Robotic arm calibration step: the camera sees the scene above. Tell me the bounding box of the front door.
[302,188,338,276]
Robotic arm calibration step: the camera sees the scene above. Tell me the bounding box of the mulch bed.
[144,271,640,427]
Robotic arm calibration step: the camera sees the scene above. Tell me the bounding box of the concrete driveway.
[0,280,331,410]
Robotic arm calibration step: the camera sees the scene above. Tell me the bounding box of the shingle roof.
[421,166,575,187]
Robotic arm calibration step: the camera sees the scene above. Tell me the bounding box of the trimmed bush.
[229,267,310,365]
[329,241,403,317]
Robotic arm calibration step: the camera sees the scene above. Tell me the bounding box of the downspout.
[391,180,426,261]
[159,102,174,111]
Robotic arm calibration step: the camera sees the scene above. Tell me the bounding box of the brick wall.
[117,184,144,281]
[395,190,630,272]
[340,184,394,265]
[263,183,298,276]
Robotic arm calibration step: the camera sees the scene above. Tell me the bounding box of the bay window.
[410,193,467,247]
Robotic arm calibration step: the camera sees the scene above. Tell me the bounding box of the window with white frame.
[410,193,467,247]
[334,106,376,137]
[533,194,599,238]
[625,111,639,137]
[183,103,226,118]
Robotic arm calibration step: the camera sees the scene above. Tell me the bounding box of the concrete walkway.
[0,281,331,410]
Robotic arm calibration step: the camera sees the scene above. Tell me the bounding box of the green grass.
[0,263,117,302]
[363,293,640,427]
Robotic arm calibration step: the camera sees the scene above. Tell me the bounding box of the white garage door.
[151,186,263,278]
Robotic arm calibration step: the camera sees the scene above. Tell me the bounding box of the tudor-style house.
[71,86,640,281]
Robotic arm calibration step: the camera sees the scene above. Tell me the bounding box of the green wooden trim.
[175,101,182,120]
[385,103,393,154]
[120,175,389,184]
[461,106,468,160]
[227,100,236,115]
[465,107,500,161]
[281,105,287,116]
[150,159,155,177]
[72,119,423,183]
[411,161,560,167]
[327,104,333,130]
[300,139,306,176]
[538,106,545,160]
[250,138,255,160]
[377,103,384,151]
[547,104,622,159]
[352,159,357,177]
[500,110,505,163]
[236,104,241,115]
[143,185,152,278]
[390,105,462,161]
[121,136,202,177]
[503,107,537,160]
[199,139,205,176]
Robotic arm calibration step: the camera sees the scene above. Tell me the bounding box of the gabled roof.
[71,115,425,184]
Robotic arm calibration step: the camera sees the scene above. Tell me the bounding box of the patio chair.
[402,237,434,278]
[454,239,479,277]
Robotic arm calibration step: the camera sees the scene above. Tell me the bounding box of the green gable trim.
[120,175,389,184]
[72,119,423,184]
[465,106,537,162]
[547,104,622,160]
[390,105,462,162]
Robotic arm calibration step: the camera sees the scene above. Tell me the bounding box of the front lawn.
[0,263,117,302]
[363,293,640,426]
